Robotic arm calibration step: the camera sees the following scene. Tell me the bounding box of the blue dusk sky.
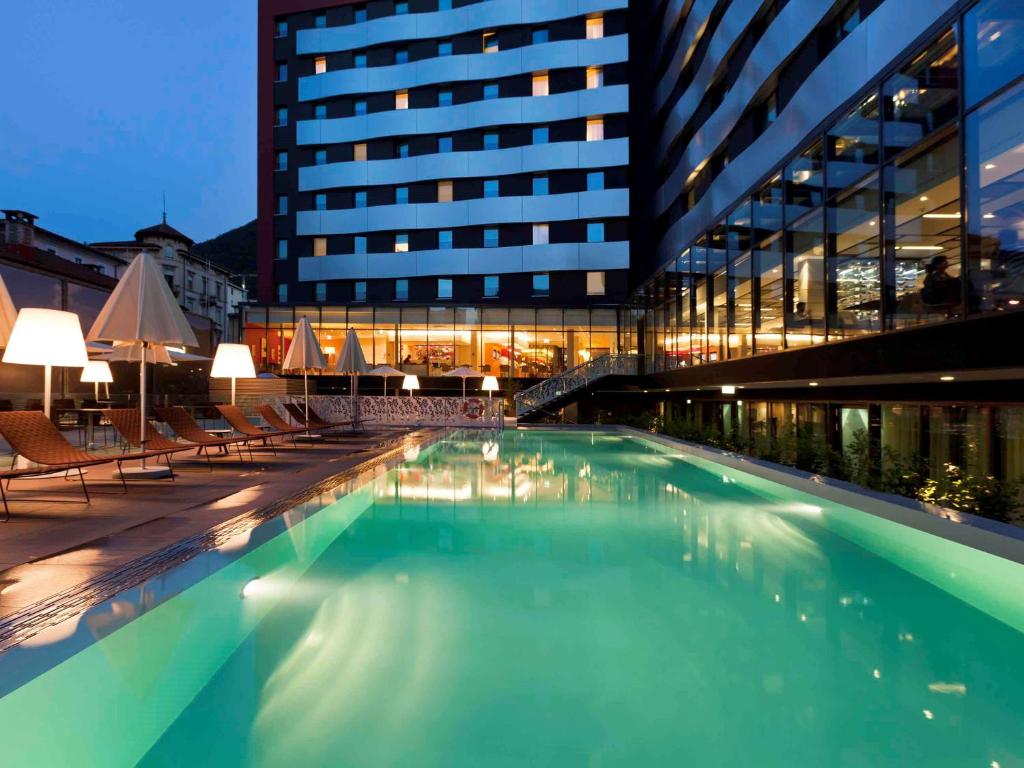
[0,0,256,245]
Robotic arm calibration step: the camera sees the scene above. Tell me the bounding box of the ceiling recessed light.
[983,212,996,219]
[809,382,819,387]
[919,196,929,202]
[940,375,955,382]
[984,163,997,170]
[686,399,692,404]
[721,385,736,395]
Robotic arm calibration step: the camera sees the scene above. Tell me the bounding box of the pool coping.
[524,424,1024,566]
[0,427,450,654]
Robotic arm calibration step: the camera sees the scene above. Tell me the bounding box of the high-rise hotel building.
[255,0,629,381]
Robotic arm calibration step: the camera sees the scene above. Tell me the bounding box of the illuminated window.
[483,82,499,100]
[532,73,549,97]
[276,62,288,82]
[314,13,326,28]
[314,103,327,119]
[397,141,409,158]
[354,236,367,254]
[276,239,288,260]
[395,279,409,300]
[437,180,453,202]
[587,222,605,242]
[587,271,606,295]
[437,278,453,299]
[532,126,549,144]
[315,193,327,211]
[532,223,550,245]
[438,136,453,152]
[484,275,499,297]
[533,175,549,195]
[482,32,498,53]
[484,131,499,150]
[395,90,409,110]
[275,20,288,38]
[395,47,408,64]
[353,142,367,161]
[276,195,288,215]
[315,149,327,166]
[354,281,366,301]
[395,233,409,252]
[313,237,328,257]
[532,273,550,296]
[484,228,499,248]
[276,151,288,171]
[438,0,452,9]
[354,190,367,208]
[354,6,367,23]
[354,99,367,115]
[439,230,453,249]
[587,171,605,191]
[484,179,499,198]
[315,57,327,75]
[315,282,327,302]
[395,1,408,14]
[438,40,452,56]
[395,186,409,205]
[586,66,603,89]
[586,16,604,39]
[354,52,366,68]
[439,88,453,106]
[586,118,604,141]
[532,27,548,44]
[277,283,288,302]
[275,107,288,127]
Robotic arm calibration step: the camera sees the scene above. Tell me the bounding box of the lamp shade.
[2,308,88,368]
[402,375,420,392]
[80,360,114,384]
[210,343,256,379]
[482,375,499,392]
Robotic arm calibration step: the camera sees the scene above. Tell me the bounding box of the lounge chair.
[215,405,301,452]
[103,409,197,471]
[0,411,170,520]
[154,406,256,463]
[284,402,353,431]
[258,405,361,445]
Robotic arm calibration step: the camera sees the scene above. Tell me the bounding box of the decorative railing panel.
[515,354,639,416]
[269,395,502,429]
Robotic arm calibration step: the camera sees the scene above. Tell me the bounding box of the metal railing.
[515,354,639,417]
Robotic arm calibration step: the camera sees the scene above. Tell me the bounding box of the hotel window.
[395,1,408,14]
[439,88,453,107]
[482,32,498,53]
[354,281,367,301]
[484,275,499,297]
[484,228,500,248]
[438,40,453,56]
[276,63,288,82]
[276,239,288,260]
[354,99,367,116]
[314,13,327,28]
[315,282,327,302]
[315,149,327,166]
[438,0,452,9]
[437,180,453,202]
[395,279,409,301]
[533,224,550,245]
[354,6,367,23]
[484,179,499,198]
[587,271,606,296]
[586,171,605,191]
[484,131,499,150]
[586,118,604,141]
[354,52,367,68]
[437,278,453,299]
[397,142,410,158]
[395,186,409,205]
[586,16,604,39]
[532,73,549,97]
[533,126,549,144]
[275,107,288,127]
[354,190,367,208]
[586,66,603,89]
[533,175,549,195]
[395,90,409,110]
[587,222,605,242]
[438,136,453,153]
[353,142,367,161]
[484,82,499,100]
[533,273,550,297]
[314,103,327,119]
[395,47,409,64]
[439,230,453,249]
[277,283,288,302]
[276,151,288,171]
[315,193,327,211]
[354,236,367,253]
[314,237,328,257]
[532,27,548,44]
[315,57,327,75]
[964,0,1024,108]
[276,195,288,215]
[395,233,409,252]
[275,20,288,37]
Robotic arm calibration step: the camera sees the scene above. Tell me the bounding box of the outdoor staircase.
[515,354,639,418]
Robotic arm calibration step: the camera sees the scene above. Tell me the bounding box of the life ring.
[463,399,484,420]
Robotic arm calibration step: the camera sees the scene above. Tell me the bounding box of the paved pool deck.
[0,428,429,620]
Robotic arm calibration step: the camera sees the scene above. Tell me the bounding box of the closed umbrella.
[87,252,197,469]
[367,364,403,396]
[335,328,368,425]
[282,317,327,423]
[444,366,483,400]
[0,275,17,348]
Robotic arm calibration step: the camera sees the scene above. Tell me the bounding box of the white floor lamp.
[3,308,88,417]
[211,343,257,406]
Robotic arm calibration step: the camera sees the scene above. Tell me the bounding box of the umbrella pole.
[139,353,146,461]
[303,371,309,422]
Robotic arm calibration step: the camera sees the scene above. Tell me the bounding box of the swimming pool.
[1,429,1022,767]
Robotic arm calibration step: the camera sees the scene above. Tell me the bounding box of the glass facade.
[243,305,621,380]
[638,5,1024,372]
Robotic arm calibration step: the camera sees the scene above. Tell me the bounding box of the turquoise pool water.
[1,430,1023,767]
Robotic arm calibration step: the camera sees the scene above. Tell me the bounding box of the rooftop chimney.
[1,210,38,251]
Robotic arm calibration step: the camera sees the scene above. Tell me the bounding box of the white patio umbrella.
[282,317,327,422]
[367,364,404,396]
[0,274,17,348]
[335,328,368,424]
[444,366,483,399]
[87,252,197,463]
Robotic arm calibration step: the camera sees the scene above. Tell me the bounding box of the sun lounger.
[154,406,256,463]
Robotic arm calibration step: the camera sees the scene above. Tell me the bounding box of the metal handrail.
[515,354,639,416]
